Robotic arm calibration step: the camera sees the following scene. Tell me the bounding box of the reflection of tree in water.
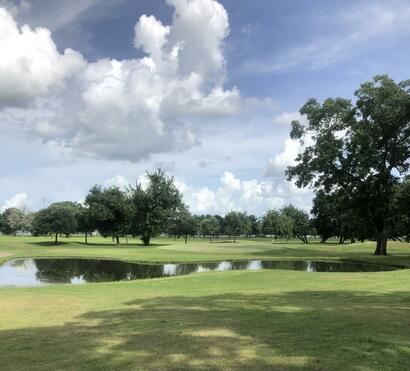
[10,259,36,272]
[35,259,80,283]
[32,258,397,285]
[34,259,166,284]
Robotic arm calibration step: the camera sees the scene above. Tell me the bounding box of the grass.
[0,236,410,370]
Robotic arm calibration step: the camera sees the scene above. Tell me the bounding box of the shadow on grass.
[28,240,71,247]
[28,240,171,248]
[1,290,409,370]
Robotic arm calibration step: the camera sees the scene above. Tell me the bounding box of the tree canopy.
[130,169,183,246]
[287,75,410,255]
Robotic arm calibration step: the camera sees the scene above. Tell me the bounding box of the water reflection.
[0,258,400,287]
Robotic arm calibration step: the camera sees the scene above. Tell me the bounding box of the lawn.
[0,236,409,370]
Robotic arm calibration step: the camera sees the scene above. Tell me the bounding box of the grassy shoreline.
[1,236,409,370]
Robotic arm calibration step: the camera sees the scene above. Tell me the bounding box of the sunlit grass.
[0,236,409,370]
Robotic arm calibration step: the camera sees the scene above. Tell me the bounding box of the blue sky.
[1,0,410,214]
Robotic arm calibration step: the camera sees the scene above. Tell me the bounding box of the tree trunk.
[297,235,306,244]
[320,236,328,244]
[209,235,212,243]
[125,234,128,245]
[142,234,151,246]
[350,237,356,244]
[374,233,387,255]
[184,235,188,244]
[85,232,88,245]
[55,233,58,245]
[116,236,120,245]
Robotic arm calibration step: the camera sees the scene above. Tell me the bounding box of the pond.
[0,258,400,287]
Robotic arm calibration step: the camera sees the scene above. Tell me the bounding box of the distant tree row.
[2,175,409,248]
[0,169,316,245]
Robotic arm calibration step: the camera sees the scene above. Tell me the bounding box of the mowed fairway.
[0,237,410,370]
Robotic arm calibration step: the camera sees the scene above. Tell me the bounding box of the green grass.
[0,236,410,370]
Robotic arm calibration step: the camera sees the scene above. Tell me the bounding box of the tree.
[247,215,260,237]
[261,210,281,238]
[0,208,25,235]
[392,179,410,241]
[76,206,95,244]
[168,207,197,244]
[32,203,78,244]
[200,216,220,242]
[261,210,294,241]
[224,211,250,242]
[131,169,183,246]
[311,191,342,243]
[281,205,311,244]
[85,186,131,245]
[287,75,410,255]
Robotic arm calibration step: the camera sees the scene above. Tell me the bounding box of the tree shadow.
[28,241,70,247]
[1,290,409,370]
[27,240,172,248]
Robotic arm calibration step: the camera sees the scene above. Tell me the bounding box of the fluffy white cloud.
[1,192,31,212]
[179,171,312,215]
[1,0,263,162]
[272,111,305,126]
[264,138,301,177]
[0,7,85,108]
[104,175,131,190]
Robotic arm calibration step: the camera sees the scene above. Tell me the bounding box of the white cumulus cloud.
[1,192,31,212]
[179,171,312,215]
[104,175,131,190]
[1,0,266,163]
[264,138,302,177]
[0,7,85,108]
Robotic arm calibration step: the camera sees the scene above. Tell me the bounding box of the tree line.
[0,170,408,247]
[0,170,315,245]
[1,169,409,247]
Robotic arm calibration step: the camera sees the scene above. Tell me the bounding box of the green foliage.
[200,216,220,242]
[392,179,410,241]
[85,186,131,244]
[32,203,78,244]
[223,211,251,242]
[247,215,260,236]
[281,205,311,244]
[168,208,197,244]
[76,206,95,244]
[287,75,410,255]
[131,169,183,246]
[0,208,25,235]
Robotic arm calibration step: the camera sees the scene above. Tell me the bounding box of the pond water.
[0,258,400,287]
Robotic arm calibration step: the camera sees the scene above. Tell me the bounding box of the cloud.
[240,1,410,74]
[241,22,259,35]
[0,0,271,162]
[0,0,30,16]
[0,7,85,109]
[264,138,301,177]
[104,175,130,190]
[179,171,312,215]
[1,192,31,212]
[272,111,306,126]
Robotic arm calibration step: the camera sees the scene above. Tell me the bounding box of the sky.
[1,0,410,215]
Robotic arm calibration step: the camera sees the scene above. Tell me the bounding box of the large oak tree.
[287,75,410,255]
